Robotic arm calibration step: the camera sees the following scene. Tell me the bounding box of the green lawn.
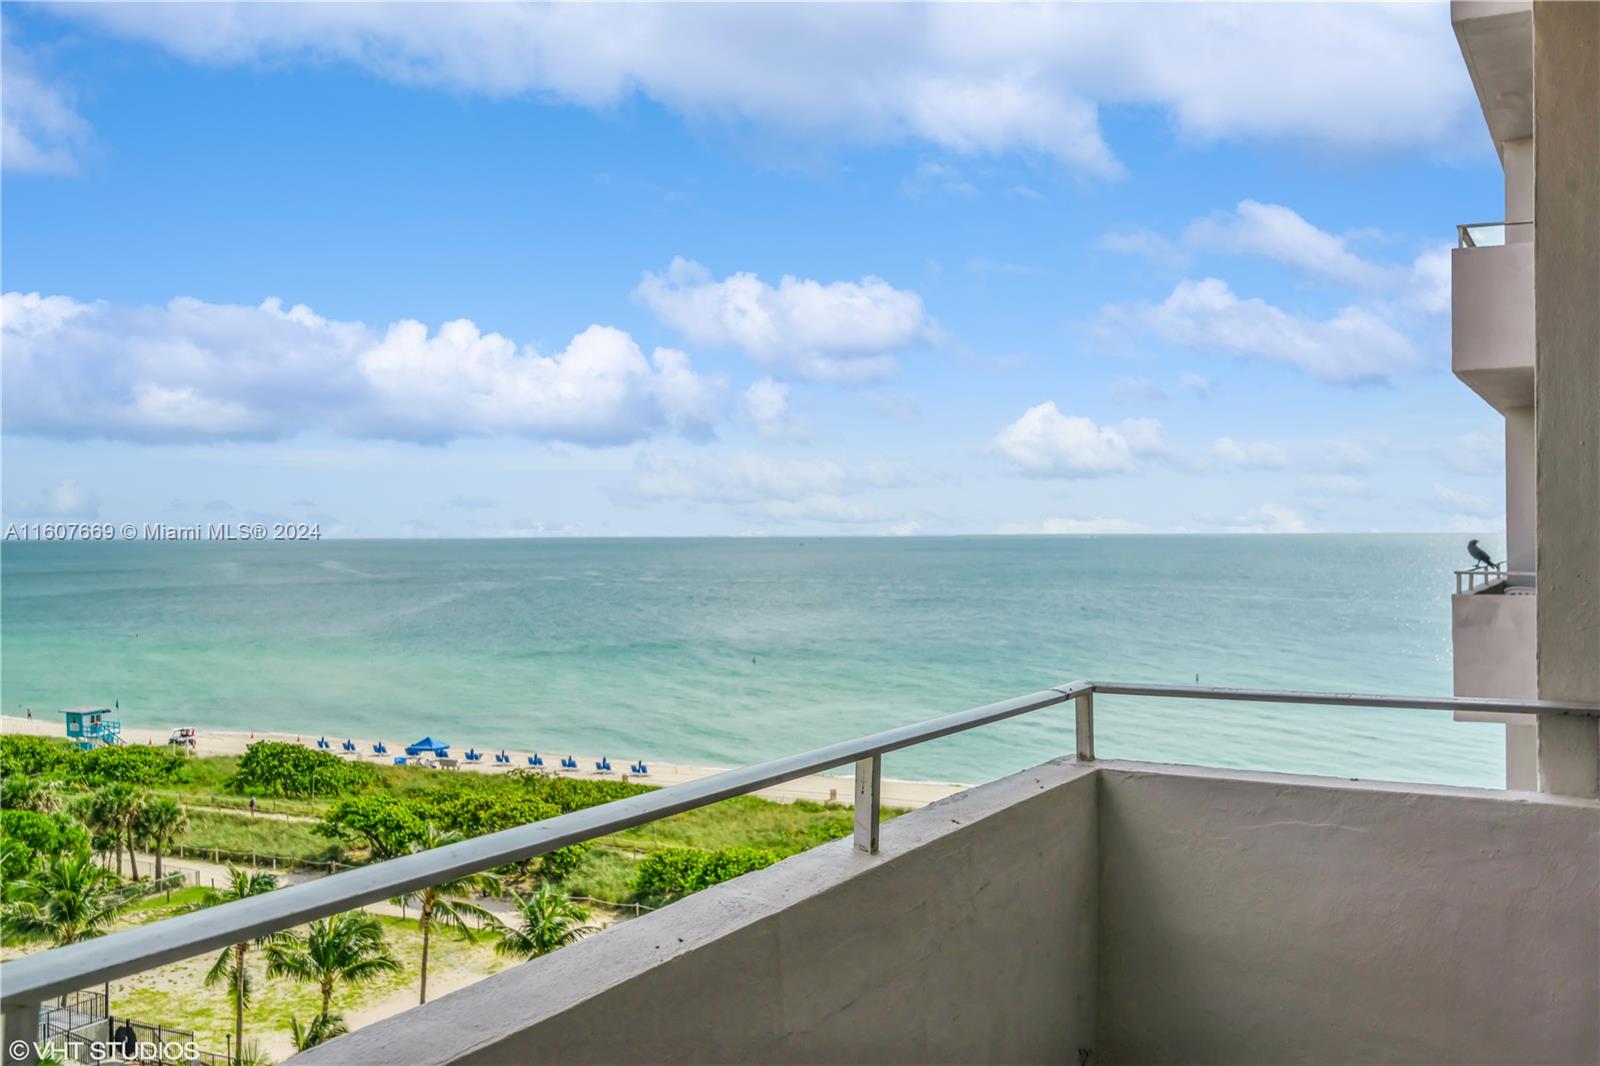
[174,809,342,865]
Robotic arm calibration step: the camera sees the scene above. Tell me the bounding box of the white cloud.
[1432,484,1498,518]
[996,516,1147,535]
[2,291,723,444]
[1298,474,1374,498]
[1103,277,1419,384]
[1226,502,1308,534]
[1178,372,1213,399]
[60,4,1475,177]
[1107,377,1167,404]
[994,402,1169,478]
[1106,201,1450,324]
[1097,227,1188,269]
[1,39,91,174]
[634,258,934,382]
[1212,436,1290,470]
[1186,200,1388,289]
[7,478,99,518]
[738,377,807,441]
[625,450,915,526]
[1440,429,1502,475]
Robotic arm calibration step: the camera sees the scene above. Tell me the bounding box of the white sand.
[0,715,967,809]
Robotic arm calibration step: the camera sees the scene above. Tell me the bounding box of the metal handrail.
[1454,568,1536,594]
[1457,219,1533,248]
[2,680,1597,1031]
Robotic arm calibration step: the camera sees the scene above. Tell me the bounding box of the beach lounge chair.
[560,756,578,770]
[595,757,612,772]
[527,753,544,767]
[464,749,482,762]
[630,761,649,775]
[372,742,387,755]
[393,756,407,765]
[317,737,330,749]
[342,739,356,752]
[494,750,510,764]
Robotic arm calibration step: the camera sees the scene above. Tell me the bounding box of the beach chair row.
[313,736,648,776]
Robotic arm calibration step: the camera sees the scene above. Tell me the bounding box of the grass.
[175,809,342,865]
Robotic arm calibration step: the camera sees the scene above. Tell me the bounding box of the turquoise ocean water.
[0,535,1501,788]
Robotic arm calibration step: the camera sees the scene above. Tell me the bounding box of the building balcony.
[4,683,1597,1065]
[1451,1,1531,155]
[1452,226,1533,413]
[1453,570,1537,732]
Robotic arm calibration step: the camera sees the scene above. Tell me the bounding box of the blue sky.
[2,3,1508,537]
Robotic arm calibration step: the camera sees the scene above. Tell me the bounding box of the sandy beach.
[0,714,968,810]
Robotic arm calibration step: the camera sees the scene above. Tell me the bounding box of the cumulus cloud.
[993,402,1170,478]
[738,377,808,441]
[1186,200,1389,289]
[1212,436,1290,470]
[1,38,91,174]
[57,4,1475,176]
[1,291,722,444]
[625,450,916,526]
[1101,278,1419,384]
[1178,372,1213,399]
[634,258,934,382]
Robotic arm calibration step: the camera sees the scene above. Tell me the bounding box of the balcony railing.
[3,680,1597,1063]
[1454,568,1536,594]
[1457,219,1533,248]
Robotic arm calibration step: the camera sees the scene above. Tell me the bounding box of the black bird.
[1467,539,1499,570]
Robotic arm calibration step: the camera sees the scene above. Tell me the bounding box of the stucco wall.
[1094,764,1600,1065]
[299,759,1100,1065]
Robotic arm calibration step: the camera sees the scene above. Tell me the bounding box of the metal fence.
[4,680,1597,1065]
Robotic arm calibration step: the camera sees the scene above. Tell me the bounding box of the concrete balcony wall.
[1453,588,1538,702]
[300,761,1100,1066]
[1452,241,1534,412]
[302,760,1599,1066]
[1094,765,1598,1064]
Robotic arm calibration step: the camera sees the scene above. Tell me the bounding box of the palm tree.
[391,825,497,1004]
[266,911,400,1024]
[133,797,188,881]
[82,784,142,879]
[2,776,64,813]
[492,885,595,960]
[195,866,279,1066]
[287,1012,349,1051]
[5,851,132,946]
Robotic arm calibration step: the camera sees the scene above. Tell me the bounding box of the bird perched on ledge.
[1467,539,1500,571]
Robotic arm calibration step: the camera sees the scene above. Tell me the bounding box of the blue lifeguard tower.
[61,707,122,750]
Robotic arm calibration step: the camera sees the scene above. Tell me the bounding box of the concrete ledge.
[298,758,1099,1065]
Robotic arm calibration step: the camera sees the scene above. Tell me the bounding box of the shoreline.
[0,715,969,810]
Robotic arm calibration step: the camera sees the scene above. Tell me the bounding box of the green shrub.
[227,741,376,798]
[0,808,90,856]
[632,845,780,903]
[508,771,654,813]
[426,790,559,837]
[315,793,427,860]
[75,744,188,786]
[0,735,79,780]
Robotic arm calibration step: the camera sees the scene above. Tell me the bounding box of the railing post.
[853,755,881,854]
[4,999,41,1065]
[1075,691,1095,761]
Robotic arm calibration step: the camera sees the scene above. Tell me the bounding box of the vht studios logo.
[9,1038,200,1062]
